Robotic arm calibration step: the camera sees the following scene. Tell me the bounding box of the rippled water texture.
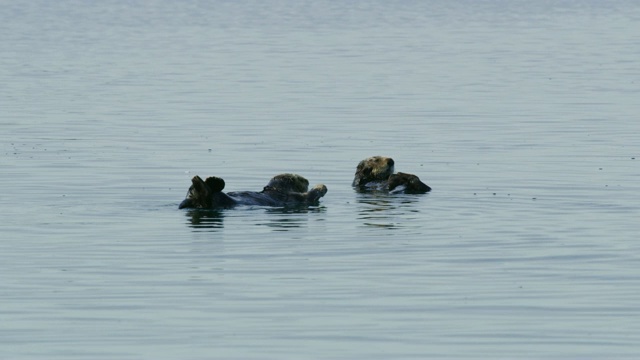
[2,1,639,358]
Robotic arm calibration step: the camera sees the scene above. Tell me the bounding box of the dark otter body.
[352,156,431,194]
[387,172,432,193]
[179,174,327,209]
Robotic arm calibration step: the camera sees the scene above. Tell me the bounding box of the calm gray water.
[2,1,639,358]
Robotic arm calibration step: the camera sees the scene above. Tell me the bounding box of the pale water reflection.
[185,206,328,231]
[356,193,427,230]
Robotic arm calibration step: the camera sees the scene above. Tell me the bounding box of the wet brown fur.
[352,156,431,193]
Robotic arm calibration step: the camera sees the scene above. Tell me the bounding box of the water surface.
[2,1,640,358]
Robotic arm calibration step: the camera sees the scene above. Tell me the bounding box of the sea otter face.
[179,176,226,209]
[265,173,310,193]
[352,156,395,187]
[388,172,431,194]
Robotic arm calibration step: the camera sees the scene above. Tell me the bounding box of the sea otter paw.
[307,184,328,202]
[204,176,226,192]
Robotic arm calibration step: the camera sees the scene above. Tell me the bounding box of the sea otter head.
[352,156,395,187]
[264,173,310,193]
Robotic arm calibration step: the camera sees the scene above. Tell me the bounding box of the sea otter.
[179,173,327,209]
[352,156,431,193]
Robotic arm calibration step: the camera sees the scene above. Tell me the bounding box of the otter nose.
[387,158,394,166]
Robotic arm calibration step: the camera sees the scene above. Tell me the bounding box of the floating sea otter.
[179,173,327,209]
[352,156,431,193]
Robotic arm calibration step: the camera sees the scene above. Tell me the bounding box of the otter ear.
[204,176,225,192]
